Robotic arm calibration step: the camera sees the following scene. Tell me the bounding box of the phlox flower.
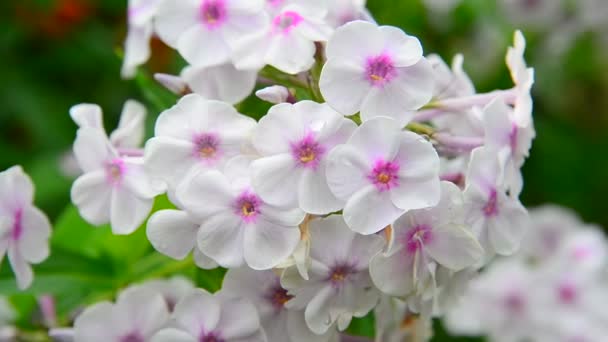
[71,127,162,235]
[463,147,528,259]
[369,182,483,298]
[251,101,356,214]
[0,166,51,290]
[326,116,440,235]
[122,0,162,78]
[281,215,384,335]
[144,94,256,189]
[319,21,434,124]
[137,276,196,312]
[223,267,339,342]
[154,0,268,67]
[151,289,267,342]
[374,295,432,342]
[175,156,305,270]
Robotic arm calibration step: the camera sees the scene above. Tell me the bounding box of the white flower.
[144,94,256,189]
[281,215,384,334]
[506,30,535,127]
[137,276,196,311]
[146,209,219,269]
[251,101,356,214]
[223,267,339,342]
[319,21,434,124]
[154,0,268,67]
[369,182,483,298]
[71,127,162,234]
[122,0,162,78]
[233,2,332,74]
[463,147,528,258]
[0,166,51,290]
[255,85,292,104]
[181,63,258,104]
[326,116,440,235]
[72,285,170,342]
[176,156,305,270]
[151,289,267,342]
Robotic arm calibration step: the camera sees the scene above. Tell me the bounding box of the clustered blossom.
[446,205,608,342]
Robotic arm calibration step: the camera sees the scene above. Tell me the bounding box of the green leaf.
[346,311,376,338]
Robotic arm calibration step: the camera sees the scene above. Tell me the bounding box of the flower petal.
[369,251,415,297]
[151,328,196,342]
[71,170,112,226]
[424,224,483,271]
[173,290,221,337]
[343,185,405,235]
[146,210,197,260]
[243,219,300,270]
[298,166,343,215]
[110,187,153,235]
[197,213,245,268]
[325,145,369,200]
[8,247,33,290]
[251,154,300,207]
[17,206,51,263]
[319,59,369,116]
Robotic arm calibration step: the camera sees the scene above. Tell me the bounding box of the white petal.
[8,248,33,290]
[121,23,153,79]
[325,21,384,61]
[379,26,422,67]
[319,59,370,116]
[347,117,401,162]
[325,145,369,200]
[266,34,316,74]
[73,302,116,342]
[304,285,335,334]
[69,104,103,129]
[115,287,169,337]
[17,206,51,263]
[178,26,230,67]
[343,185,405,235]
[110,99,147,148]
[154,0,199,47]
[110,187,153,235]
[255,85,290,104]
[176,169,235,218]
[0,166,34,213]
[243,219,300,270]
[122,160,162,198]
[71,171,112,226]
[146,210,197,259]
[182,64,257,104]
[251,154,300,207]
[144,137,196,185]
[216,295,261,339]
[73,128,116,173]
[489,198,528,255]
[298,166,343,215]
[151,328,196,342]
[424,224,483,271]
[173,290,220,337]
[253,103,306,156]
[197,213,245,268]
[369,251,415,297]
[193,248,219,270]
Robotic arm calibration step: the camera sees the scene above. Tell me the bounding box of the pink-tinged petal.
[216,295,261,339]
[488,197,528,255]
[378,26,422,67]
[253,103,306,155]
[110,187,153,235]
[193,248,219,270]
[251,154,301,207]
[17,206,51,264]
[369,251,415,297]
[224,0,265,13]
[9,247,33,290]
[243,219,300,270]
[465,147,504,193]
[73,128,116,173]
[347,117,401,162]
[71,170,112,226]
[176,169,235,218]
[69,104,103,129]
[482,98,513,150]
[146,210,197,260]
[121,23,153,79]
[307,215,357,265]
[325,21,384,62]
[144,137,197,185]
[259,205,306,227]
[389,176,440,213]
[197,213,245,268]
[394,131,440,180]
[0,166,34,213]
[178,25,231,67]
[325,145,369,200]
[304,285,335,334]
[73,302,116,342]
[173,290,221,337]
[154,0,199,47]
[424,224,483,271]
[110,100,147,148]
[266,34,316,74]
[151,328,196,342]
[320,59,370,116]
[182,64,257,104]
[343,185,405,235]
[115,287,169,337]
[122,160,163,198]
[298,167,343,215]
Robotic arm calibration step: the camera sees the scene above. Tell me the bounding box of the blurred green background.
[0,0,607,340]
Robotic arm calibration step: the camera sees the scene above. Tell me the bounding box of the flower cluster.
[2,0,547,341]
[446,205,608,341]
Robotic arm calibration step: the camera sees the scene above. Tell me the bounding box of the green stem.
[405,122,435,136]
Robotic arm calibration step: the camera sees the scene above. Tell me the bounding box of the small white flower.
[154,0,268,67]
[144,94,256,189]
[463,147,528,259]
[281,215,384,335]
[122,0,163,78]
[369,182,483,298]
[0,166,51,290]
[255,85,292,104]
[326,116,440,235]
[319,21,434,124]
[251,101,356,214]
[233,2,332,74]
[223,267,339,342]
[176,156,305,270]
[72,285,170,342]
[151,289,267,342]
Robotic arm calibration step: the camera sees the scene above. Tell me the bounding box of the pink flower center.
[404,225,433,254]
[368,159,400,191]
[105,158,125,185]
[234,191,261,223]
[200,332,224,342]
[266,283,293,311]
[272,11,303,34]
[327,263,356,288]
[267,0,285,7]
[558,282,578,305]
[509,124,518,154]
[193,133,221,162]
[483,189,499,217]
[504,291,526,313]
[365,54,397,86]
[290,133,325,169]
[200,0,227,29]
[120,332,144,342]
[11,209,23,241]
